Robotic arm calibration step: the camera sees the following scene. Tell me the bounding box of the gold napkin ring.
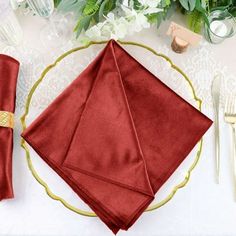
[0,111,14,129]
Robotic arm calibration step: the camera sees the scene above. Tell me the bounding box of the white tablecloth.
[0,11,236,236]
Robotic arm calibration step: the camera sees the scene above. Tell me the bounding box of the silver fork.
[224,95,236,199]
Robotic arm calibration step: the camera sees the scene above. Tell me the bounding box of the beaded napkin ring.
[0,111,14,129]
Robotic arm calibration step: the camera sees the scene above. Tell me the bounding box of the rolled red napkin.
[0,54,19,200]
[22,40,212,233]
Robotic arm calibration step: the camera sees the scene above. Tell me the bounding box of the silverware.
[224,95,236,199]
[211,74,221,184]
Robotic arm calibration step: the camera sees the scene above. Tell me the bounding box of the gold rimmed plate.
[21,40,203,217]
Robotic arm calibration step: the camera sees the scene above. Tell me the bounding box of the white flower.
[85,24,102,40]
[131,0,163,14]
[142,7,163,14]
[138,0,162,8]
[104,13,129,39]
[129,12,150,32]
[85,13,130,40]
[121,5,138,17]
[121,5,150,31]
[122,0,129,7]
[84,3,155,41]
[115,18,129,38]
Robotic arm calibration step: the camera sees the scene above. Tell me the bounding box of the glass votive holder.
[205,9,236,44]
[26,0,54,18]
[0,1,23,46]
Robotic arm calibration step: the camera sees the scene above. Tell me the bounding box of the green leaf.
[165,1,178,19]
[74,15,92,38]
[156,12,164,28]
[54,0,62,7]
[133,0,141,10]
[93,10,100,22]
[195,0,210,27]
[161,0,171,7]
[103,0,116,13]
[165,0,171,5]
[179,0,196,11]
[229,6,236,16]
[187,10,203,33]
[99,0,109,20]
[57,0,86,16]
[149,1,176,27]
[146,13,158,23]
[83,0,100,15]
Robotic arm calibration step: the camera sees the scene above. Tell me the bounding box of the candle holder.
[205,9,236,44]
[26,0,54,18]
[0,1,23,46]
[167,22,202,54]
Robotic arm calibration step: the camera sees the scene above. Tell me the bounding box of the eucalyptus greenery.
[54,0,236,36]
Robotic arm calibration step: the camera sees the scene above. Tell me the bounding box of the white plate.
[22,41,202,215]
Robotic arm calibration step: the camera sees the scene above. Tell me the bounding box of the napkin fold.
[21,40,212,233]
[0,54,19,200]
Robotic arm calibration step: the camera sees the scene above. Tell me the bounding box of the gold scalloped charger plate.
[21,41,203,217]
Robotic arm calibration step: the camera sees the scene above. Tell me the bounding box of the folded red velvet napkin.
[0,54,19,200]
[21,40,212,233]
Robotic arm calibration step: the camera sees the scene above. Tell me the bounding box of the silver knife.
[211,74,221,184]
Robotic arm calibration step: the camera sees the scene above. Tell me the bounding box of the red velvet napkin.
[0,54,19,200]
[21,40,212,233]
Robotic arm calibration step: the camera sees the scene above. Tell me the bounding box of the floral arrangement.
[14,0,236,40]
[55,0,236,40]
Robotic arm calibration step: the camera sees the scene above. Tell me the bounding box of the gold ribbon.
[0,111,14,129]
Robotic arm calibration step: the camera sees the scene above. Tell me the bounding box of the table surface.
[0,10,236,236]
